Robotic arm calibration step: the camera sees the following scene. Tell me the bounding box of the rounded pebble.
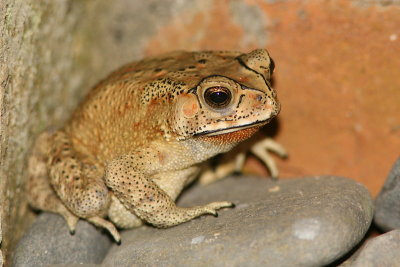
[340,230,400,267]
[103,176,373,267]
[374,157,400,231]
[12,213,111,267]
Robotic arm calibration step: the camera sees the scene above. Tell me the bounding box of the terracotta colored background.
[145,0,400,196]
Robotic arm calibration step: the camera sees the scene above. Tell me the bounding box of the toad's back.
[64,50,275,162]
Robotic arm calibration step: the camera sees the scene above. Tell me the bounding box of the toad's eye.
[204,87,232,109]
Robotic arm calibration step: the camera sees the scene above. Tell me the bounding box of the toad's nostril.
[256,95,263,101]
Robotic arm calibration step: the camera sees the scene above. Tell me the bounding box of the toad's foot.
[199,137,287,184]
[190,201,234,217]
[154,201,234,228]
[88,216,121,243]
[246,137,287,179]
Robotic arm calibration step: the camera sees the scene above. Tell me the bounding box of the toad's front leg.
[105,152,233,228]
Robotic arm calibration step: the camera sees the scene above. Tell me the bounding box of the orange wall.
[144,0,400,196]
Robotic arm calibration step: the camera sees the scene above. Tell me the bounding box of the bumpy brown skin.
[27,49,280,242]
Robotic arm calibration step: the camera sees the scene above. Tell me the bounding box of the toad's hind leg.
[27,131,79,233]
[28,130,120,242]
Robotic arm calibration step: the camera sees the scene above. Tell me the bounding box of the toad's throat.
[194,118,272,137]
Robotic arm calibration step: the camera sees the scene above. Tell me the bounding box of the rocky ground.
[14,169,396,266]
[11,158,400,267]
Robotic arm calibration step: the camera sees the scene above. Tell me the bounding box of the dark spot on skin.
[198,59,207,64]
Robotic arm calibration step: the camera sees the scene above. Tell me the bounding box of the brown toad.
[27,49,284,242]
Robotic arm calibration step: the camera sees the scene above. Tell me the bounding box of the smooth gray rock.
[12,213,111,267]
[340,230,400,267]
[103,176,373,267]
[374,157,400,231]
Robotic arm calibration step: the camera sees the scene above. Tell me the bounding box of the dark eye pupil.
[210,91,228,103]
[204,87,232,108]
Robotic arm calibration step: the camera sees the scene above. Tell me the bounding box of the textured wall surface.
[1,0,399,265]
[0,0,179,263]
[0,1,92,262]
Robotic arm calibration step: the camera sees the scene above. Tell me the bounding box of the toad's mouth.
[193,118,272,137]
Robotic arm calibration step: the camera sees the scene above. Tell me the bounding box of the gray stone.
[103,176,373,267]
[374,157,400,231]
[340,230,400,267]
[12,213,111,267]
